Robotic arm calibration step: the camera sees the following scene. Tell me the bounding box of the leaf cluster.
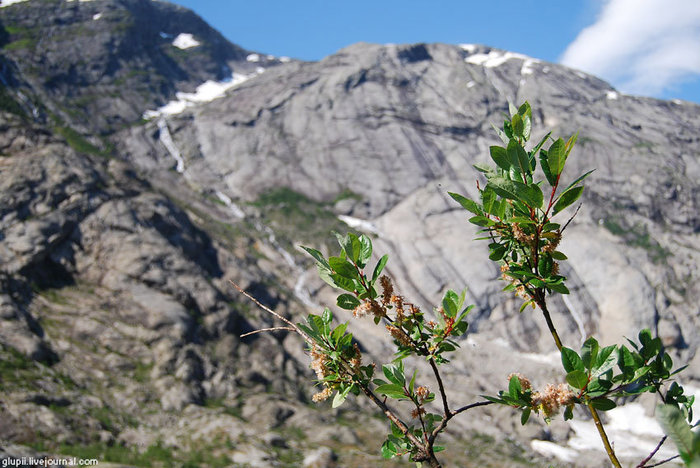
[449,102,593,304]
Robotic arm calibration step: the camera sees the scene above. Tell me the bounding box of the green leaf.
[547,138,566,176]
[337,294,361,310]
[332,389,348,408]
[564,405,574,420]
[358,235,372,268]
[322,308,333,325]
[489,146,511,171]
[473,162,496,175]
[547,282,569,294]
[481,187,497,214]
[553,186,584,216]
[566,370,589,390]
[381,440,397,459]
[657,404,698,465]
[581,337,600,371]
[375,383,407,400]
[328,272,357,292]
[469,215,495,227]
[551,251,568,260]
[331,323,348,344]
[564,132,579,158]
[517,101,531,118]
[512,113,524,139]
[329,256,359,279]
[539,148,556,186]
[547,281,570,294]
[491,123,509,145]
[561,347,584,373]
[442,290,460,318]
[507,139,530,176]
[618,345,636,375]
[590,398,617,411]
[487,177,543,208]
[448,192,482,215]
[521,407,531,425]
[508,374,522,397]
[562,169,595,194]
[371,254,389,282]
[301,246,330,270]
[489,243,507,261]
[593,346,618,377]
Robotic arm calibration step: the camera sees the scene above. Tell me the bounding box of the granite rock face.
[1,1,700,466]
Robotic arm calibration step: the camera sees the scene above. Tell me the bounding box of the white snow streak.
[214,191,245,219]
[246,53,260,62]
[92,12,101,20]
[143,70,264,119]
[0,0,29,7]
[606,90,620,100]
[561,294,586,343]
[172,33,200,50]
[531,440,577,462]
[466,50,538,70]
[157,118,185,173]
[459,43,477,53]
[338,215,379,235]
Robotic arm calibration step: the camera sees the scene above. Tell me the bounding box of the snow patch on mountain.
[143,69,265,119]
[338,215,379,235]
[0,0,29,7]
[466,50,540,72]
[172,33,200,50]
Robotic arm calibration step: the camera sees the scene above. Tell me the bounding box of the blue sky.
[171,0,700,104]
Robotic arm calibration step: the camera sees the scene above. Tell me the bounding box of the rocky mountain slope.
[1,1,699,467]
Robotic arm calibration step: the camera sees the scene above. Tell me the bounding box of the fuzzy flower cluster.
[386,325,412,347]
[512,223,536,246]
[508,373,574,418]
[532,383,575,417]
[352,299,385,319]
[501,265,532,301]
[411,385,431,419]
[541,231,562,254]
[309,342,363,403]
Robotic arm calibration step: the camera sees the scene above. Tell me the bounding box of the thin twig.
[429,358,450,417]
[641,454,680,468]
[428,400,494,445]
[240,326,295,338]
[560,203,582,234]
[229,279,311,342]
[636,435,668,468]
[451,400,494,417]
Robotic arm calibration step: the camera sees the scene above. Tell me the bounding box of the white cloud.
[560,0,700,97]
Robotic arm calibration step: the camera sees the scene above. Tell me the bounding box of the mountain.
[1,1,699,467]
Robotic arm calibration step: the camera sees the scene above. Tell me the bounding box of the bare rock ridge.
[0,0,699,466]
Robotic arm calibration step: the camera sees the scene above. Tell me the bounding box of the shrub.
[234,102,696,467]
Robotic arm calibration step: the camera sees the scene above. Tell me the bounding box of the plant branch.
[357,381,441,467]
[588,400,622,467]
[240,326,295,338]
[534,292,563,351]
[639,454,680,468]
[428,401,493,445]
[429,358,450,417]
[229,280,313,343]
[636,435,668,468]
[536,291,620,468]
